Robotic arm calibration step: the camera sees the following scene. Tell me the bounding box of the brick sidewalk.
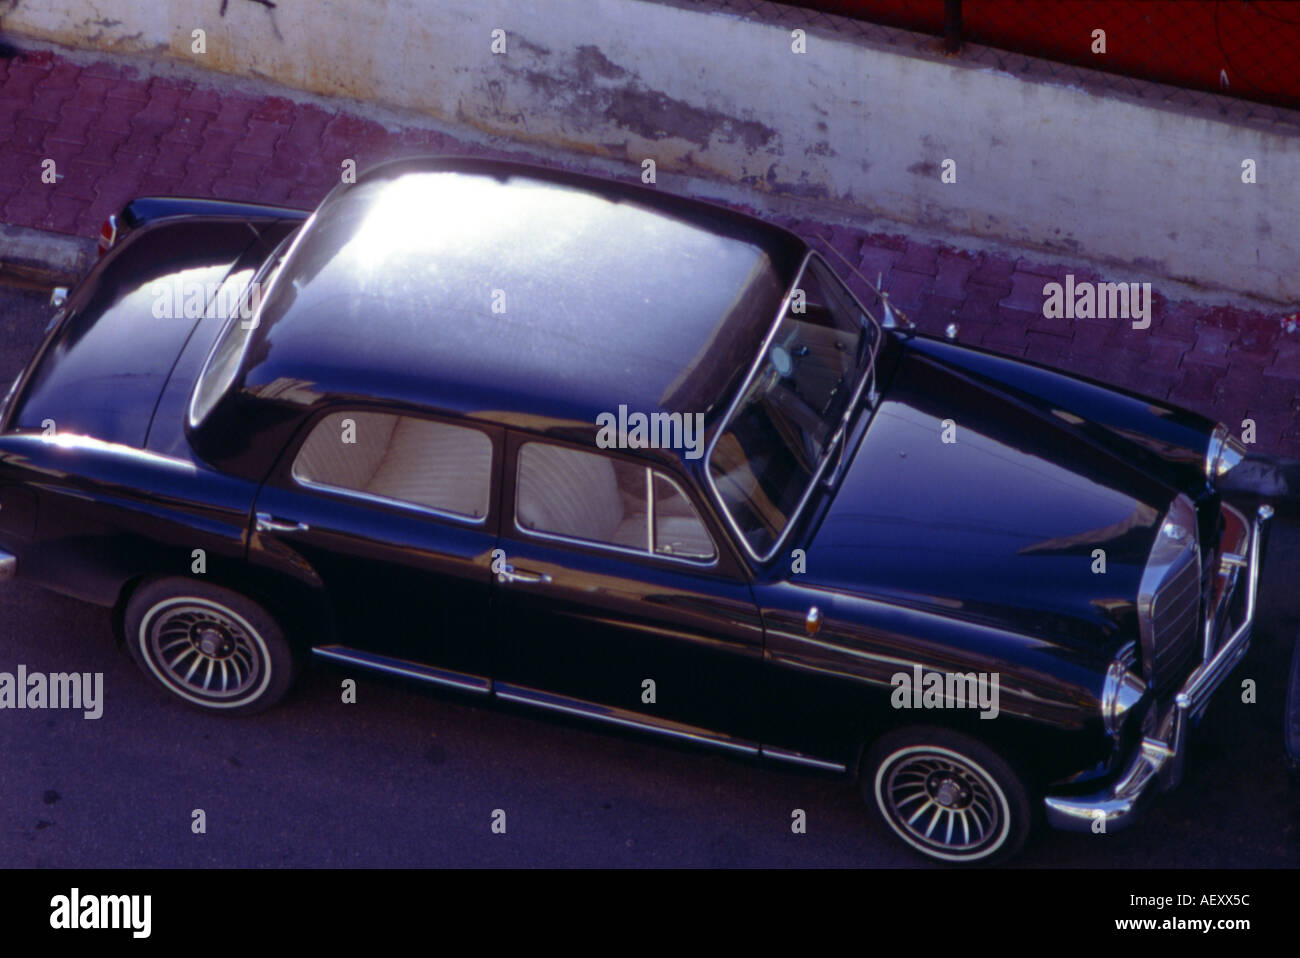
[1,45,1298,457]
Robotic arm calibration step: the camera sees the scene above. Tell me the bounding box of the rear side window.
[190,242,290,428]
[515,442,715,562]
[293,411,492,520]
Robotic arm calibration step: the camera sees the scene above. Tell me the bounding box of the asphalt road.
[0,280,1295,868]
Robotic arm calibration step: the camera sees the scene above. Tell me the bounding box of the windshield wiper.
[819,422,848,485]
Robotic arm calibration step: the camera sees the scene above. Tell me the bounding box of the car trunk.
[5,219,274,447]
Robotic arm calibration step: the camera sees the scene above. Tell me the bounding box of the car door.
[492,433,765,748]
[249,407,501,689]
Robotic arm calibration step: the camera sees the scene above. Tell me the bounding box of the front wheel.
[124,579,298,715]
[864,727,1032,865]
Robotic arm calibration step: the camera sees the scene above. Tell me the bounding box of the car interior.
[292,410,493,519]
[516,442,715,560]
[291,413,715,560]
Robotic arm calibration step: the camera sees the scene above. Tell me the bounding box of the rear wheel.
[124,579,297,715]
[864,727,1031,865]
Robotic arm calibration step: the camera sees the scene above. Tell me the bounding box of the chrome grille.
[1147,549,1201,691]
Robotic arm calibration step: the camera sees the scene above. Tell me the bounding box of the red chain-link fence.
[788,0,1300,111]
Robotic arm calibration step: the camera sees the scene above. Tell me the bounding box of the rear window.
[189,242,290,428]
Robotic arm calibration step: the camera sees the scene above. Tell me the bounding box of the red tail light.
[97,214,118,257]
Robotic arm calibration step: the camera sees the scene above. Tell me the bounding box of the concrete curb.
[0,223,94,286]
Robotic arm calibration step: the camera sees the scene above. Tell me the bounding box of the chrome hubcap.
[882,752,1002,855]
[148,603,262,700]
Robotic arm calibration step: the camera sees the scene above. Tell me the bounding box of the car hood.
[803,339,1181,647]
[7,219,275,447]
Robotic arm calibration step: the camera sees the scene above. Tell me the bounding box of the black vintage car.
[0,157,1278,864]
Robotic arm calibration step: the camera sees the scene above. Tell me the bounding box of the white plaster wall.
[4,0,1297,302]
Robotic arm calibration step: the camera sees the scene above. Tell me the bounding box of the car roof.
[235,156,807,460]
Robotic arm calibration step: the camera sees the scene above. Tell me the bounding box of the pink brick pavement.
[2,46,1298,457]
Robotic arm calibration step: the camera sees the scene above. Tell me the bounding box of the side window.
[515,442,715,562]
[652,473,715,560]
[292,410,493,520]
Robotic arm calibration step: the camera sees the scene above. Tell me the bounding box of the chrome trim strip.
[703,250,882,565]
[774,585,1053,653]
[644,467,654,554]
[494,683,759,756]
[1044,505,1271,833]
[311,644,490,694]
[0,548,16,582]
[760,746,846,772]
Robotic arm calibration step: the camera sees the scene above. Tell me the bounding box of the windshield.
[707,253,880,561]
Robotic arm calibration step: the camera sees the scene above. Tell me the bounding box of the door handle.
[497,564,551,585]
[255,512,310,534]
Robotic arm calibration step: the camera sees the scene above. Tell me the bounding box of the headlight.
[1205,423,1247,481]
[1101,642,1147,737]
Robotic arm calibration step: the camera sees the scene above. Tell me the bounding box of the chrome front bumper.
[0,547,15,582]
[1043,503,1273,833]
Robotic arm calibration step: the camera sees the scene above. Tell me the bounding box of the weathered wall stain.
[573,44,626,81]
[504,42,779,156]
